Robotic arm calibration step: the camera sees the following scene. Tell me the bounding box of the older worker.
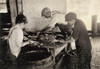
[8,14,34,63]
[40,7,67,32]
[40,7,52,32]
[65,12,92,69]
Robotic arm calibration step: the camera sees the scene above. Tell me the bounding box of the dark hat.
[15,13,28,24]
[65,12,77,21]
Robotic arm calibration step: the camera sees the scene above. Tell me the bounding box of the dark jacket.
[72,19,92,56]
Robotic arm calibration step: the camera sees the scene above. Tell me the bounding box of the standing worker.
[65,12,92,69]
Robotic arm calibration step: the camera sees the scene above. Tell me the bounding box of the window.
[0,0,7,13]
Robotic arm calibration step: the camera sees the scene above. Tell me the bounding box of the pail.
[18,45,54,68]
[66,50,79,69]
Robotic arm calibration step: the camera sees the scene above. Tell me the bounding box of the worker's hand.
[33,41,39,46]
[37,31,41,36]
[67,50,77,56]
[52,39,59,43]
[23,36,28,41]
[59,40,65,43]
[28,40,35,44]
[29,40,39,46]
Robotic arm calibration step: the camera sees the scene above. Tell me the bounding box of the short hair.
[41,7,51,17]
[65,12,77,21]
[15,14,28,24]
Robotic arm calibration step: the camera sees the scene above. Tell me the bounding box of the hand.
[33,41,39,46]
[23,36,28,41]
[59,40,65,43]
[37,32,40,36]
[67,50,77,56]
[52,39,59,43]
[28,40,35,44]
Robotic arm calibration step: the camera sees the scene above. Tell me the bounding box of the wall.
[22,0,66,32]
[66,0,91,30]
[66,0,100,30]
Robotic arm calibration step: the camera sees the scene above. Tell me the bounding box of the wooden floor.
[90,36,100,69]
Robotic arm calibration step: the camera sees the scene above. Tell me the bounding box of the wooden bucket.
[66,50,79,69]
[18,45,54,68]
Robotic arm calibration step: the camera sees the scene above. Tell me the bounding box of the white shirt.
[70,25,76,50]
[8,25,23,57]
[48,13,67,29]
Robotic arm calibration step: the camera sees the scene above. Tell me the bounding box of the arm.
[65,24,80,42]
[41,17,58,32]
[40,26,51,32]
[22,41,29,47]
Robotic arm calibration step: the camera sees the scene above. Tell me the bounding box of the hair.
[15,13,28,24]
[65,12,77,21]
[41,7,51,17]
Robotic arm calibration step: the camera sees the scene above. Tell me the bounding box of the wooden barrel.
[66,50,79,69]
[18,44,54,68]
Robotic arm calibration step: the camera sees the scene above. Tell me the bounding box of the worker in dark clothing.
[64,12,92,69]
